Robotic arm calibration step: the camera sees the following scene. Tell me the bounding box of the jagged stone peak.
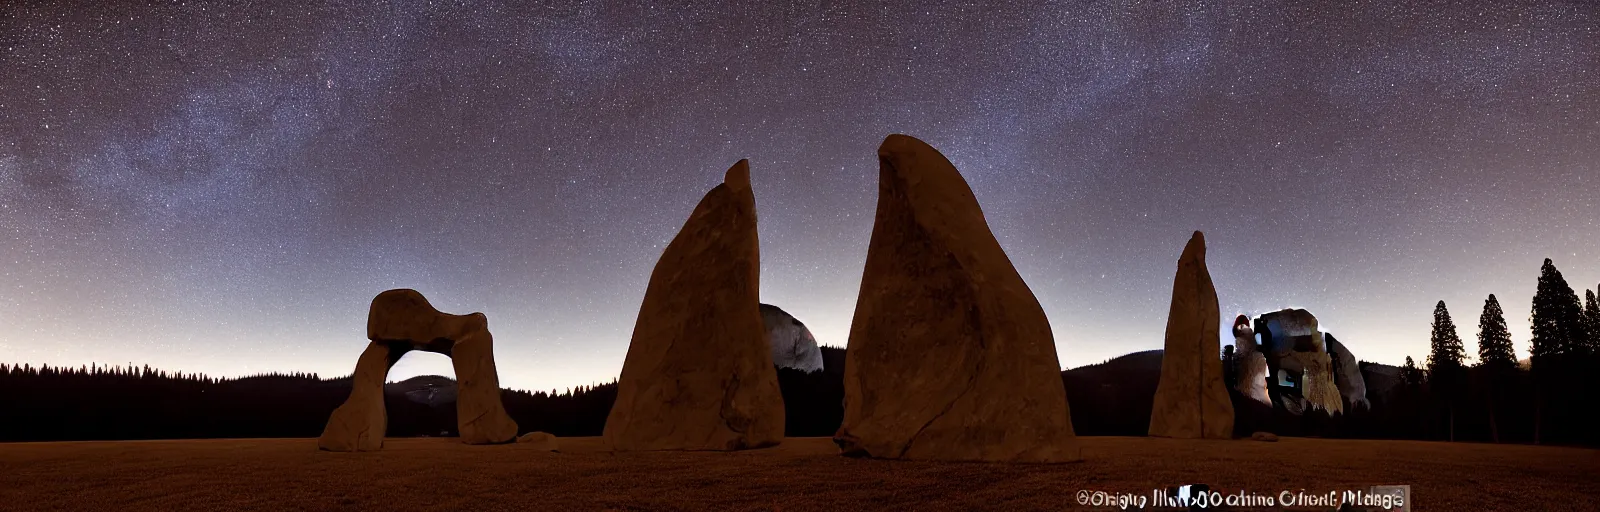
[724,159,750,190]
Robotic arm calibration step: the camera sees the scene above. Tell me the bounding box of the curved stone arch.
[318,289,518,451]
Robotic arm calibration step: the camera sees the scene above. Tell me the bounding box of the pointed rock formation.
[602,160,785,451]
[834,134,1079,462]
[318,289,518,451]
[1148,232,1235,439]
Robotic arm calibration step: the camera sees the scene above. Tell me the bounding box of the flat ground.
[1,437,1594,511]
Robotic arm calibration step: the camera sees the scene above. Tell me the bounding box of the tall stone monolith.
[1148,232,1235,439]
[833,134,1080,463]
[602,160,785,451]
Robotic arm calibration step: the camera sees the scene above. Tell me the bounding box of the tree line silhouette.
[1209,257,1597,447]
[1397,258,1600,446]
[0,354,847,442]
[3,258,1597,446]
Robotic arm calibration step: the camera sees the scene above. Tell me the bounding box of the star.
[0,1,1596,391]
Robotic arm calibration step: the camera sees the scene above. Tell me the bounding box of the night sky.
[2,1,1597,392]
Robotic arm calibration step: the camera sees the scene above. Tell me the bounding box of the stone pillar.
[453,327,519,444]
[602,160,786,451]
[1148,232,1236,439]
[833,134,1079,463]
[318,341,392,452]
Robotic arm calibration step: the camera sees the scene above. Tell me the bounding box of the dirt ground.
[1,436,1594,511]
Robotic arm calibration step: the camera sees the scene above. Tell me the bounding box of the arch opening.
[386,350,460,438]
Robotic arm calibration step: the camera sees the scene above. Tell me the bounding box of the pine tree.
[1428,300,1467,441]
[1582,289,1600,355]
[1401,356,1422,387]
[1221,344,1238,389]
[1527,259,1589,445]
[1428,301,1466,372]
[1476,294,1517,443]
[1477,294,1517,372]
[1530,259,1586,361]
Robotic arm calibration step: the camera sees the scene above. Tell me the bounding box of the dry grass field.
[1,436,1595,511]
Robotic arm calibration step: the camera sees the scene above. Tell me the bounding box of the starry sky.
[2,1,1597,392]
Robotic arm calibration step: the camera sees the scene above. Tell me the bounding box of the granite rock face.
[1148,232,1235,439]
[760,303,825,372]
[1256,309,1344,415]
[1259,309,1324,352]
[1232,315,1271,406]
[602,160,785,451]
[318,289,519,451]
[834,134,1079,462]
[1324,334,1370,410]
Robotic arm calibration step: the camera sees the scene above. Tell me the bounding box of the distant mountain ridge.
[387,375,457,407]
[1060,350,1163,435]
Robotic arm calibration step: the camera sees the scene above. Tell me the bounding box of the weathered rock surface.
[834,134,1079,462]
[603,160,785,451]
[317,341,392,452]
[1232,315,1271,406]
[1148,232,1235,439]
[517,431,559,451]
[1258,309,1324,353]
[318,289,518,451]
[1257,309,1344,415]
[760,303,825,372]
[1324,334,1370,410]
